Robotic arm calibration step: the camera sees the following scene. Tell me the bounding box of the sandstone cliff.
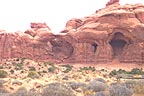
[0,1,144,64]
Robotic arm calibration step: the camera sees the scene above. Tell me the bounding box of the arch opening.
[92,43,97,53]
[109,32,128,58]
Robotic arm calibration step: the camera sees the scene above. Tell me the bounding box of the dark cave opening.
[109,32,128,58]
[110,40,127,57]
[92,43,97,53]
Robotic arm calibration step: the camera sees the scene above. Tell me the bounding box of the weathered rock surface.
[106,0,120,6]
[0,1,144,64]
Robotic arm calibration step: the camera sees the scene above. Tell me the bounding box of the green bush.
[41,82,75,96]
[27,71,39,79]
[78,66,96,72]
[44,62,54,66]
[61,64,73,73]
[109,70,117,76]
[29,66,36,71]
[109,69,128,77]
[10,70,14,74]
[48,66,56,73]
[12,62,23,70]
[109,83,133,96]
[0,70,8,78]
[43,62,54,66]
[42,70,47,73]
[129,68,144,75]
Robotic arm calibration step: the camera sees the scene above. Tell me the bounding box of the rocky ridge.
[0,0,144,64]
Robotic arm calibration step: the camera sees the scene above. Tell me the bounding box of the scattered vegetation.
[27,71,39,79]
[41,82,75,96]
[109,68,144,77]
[12,62,23,70]
[129,68,144,75]
[0,58,144,96]
[60,64,73,73]
[29,66,36,71]
[109,83,133,96]
[95,91,109,96]
[0,70,8,78]
[78,66,96,72]
[124,80,144,94]
[94,78,106,83]
[0,66,3,69]
[44,62,54,66]
[48,63,56,73]
[11,87,40,96]
[88,80,107,92]
[48,66,56,73]
[10,70,14,74]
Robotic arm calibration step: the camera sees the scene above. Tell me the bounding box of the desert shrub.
[0,66,3,69]
[88,81,107,92]
[12,62,23,70]
[94,78,106,83]
[48,66,55,73]
[27,71,39,79]
[12,58,26,70]
[129,68,144,75]
[109,69,128,77]
[83,90,95,96]
[20,57,26,63]
[0,80,6,87]
[117,69,128,74]
[100,69,107,72]
[11,87,27,96]
[29,66,36,71]
[0,85,10,96]
[43,62,54,66]
[67,81,87,90]
[11,87,39,96]
[10,70,14,74]
[0,93,10,96]
[124,80,144,94]
[41,82,75,96]
[47,62,56,73]
[78,66,96,72]
[109,70,117,76]
[44,62,54,66]
[60,64,73,73]
[42,70,47,73]
[95,91,109,96]
[0,70,8,78]
[109,83,133,96]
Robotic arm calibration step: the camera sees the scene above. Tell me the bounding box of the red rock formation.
[0,3,144,64]
[106,0,120,6]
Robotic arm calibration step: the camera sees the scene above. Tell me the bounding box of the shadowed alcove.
[92,43,97,53]
[109,32,128,59]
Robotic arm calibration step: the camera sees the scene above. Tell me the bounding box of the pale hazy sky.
[0,0,143,33]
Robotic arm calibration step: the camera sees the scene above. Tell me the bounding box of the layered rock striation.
[0,1,144,64]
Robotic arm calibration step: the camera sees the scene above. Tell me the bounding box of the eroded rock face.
[106,0,119,6]
[0,2,144,64]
